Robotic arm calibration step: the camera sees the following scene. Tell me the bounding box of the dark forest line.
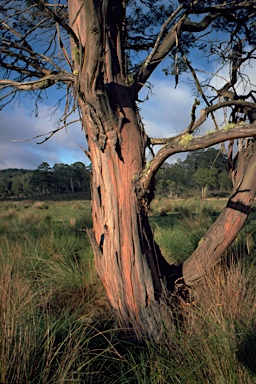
[0,147,232,200]
[0,161,91,199]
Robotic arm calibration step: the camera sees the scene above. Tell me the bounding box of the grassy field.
[1,197,256,383]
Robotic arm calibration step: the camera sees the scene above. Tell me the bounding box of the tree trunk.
[202,186,207,199]
[68,0,183,341]
[70,176,74,193]
[67,0,256,341]
[81,92,180,341]
[183,141,256,285]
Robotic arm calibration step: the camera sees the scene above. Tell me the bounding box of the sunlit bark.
[0,0,256,341]
[183,141,256,285]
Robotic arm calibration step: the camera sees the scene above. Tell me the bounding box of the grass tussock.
[176,260,256,383]
[0,198,256,382]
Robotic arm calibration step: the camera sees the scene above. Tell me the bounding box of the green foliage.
[155,148,231,198]
[193,167,217,188]
[0,162,91,199]
[223,121,247,131]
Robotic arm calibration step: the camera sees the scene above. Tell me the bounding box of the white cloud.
[139,78,194,139]
[139,77,200,163]
[0,61,254,170]
[0,104,89,169]
[0,78,196,169]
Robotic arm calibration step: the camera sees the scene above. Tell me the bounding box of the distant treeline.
[0,148,232,200]
[155,147,232,199]
[0,162,91,199]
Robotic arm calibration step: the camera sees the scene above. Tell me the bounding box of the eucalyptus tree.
[30,162,53,195]
[193,167,218,199]
[1,0,256,341]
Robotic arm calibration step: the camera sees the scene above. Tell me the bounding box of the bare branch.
[143,4,184,68]
[186,98,200,133]
[191,1,256,14]
[139,121,256,193]
[183,12,222,32]
[59,106,78,123]
[181,50,219,132]
[0,60,45,79]
[190,100,256,132]
[12,119,80,145]
[0,73,74,92]
[134,17,185,94]
[33,0,79,48]
[149,100,256,147]
[0,38,67,75]
[134,11,220,94]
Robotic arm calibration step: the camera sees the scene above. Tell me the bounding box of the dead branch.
[0,74,74,92]
[139,120,256,193]
[12,119,81,145]
[143,4,184,69]
[33,0,79,48]
[181,50,219,132]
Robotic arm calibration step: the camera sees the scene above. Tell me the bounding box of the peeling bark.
[1,0,256,345]
[66,0,256,341]
[67,1,181,342]
[81,93,179,341]
[183,141,256,285]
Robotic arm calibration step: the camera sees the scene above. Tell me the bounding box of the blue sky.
[0,69,198,170]
[1,60,254,170]
[0,101,88,169]
[0,3,254,171]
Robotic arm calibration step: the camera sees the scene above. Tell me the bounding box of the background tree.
[51,162,91,195]
[156,160,191,197]
[30,162,53,196]
[218,170,232,193]
[0,169,33,198]
[0,1,256,341]
[52,163,70,194]
[0,163,91,198]
[11,174,26,197]
[155,150,232,198]
[70,162,91,193]
[183,148,228,174]
[193,167,218,199]
[0,174,12,199]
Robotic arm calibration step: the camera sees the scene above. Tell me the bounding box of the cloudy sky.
[1,2,255,171]
[0,101,88,170]
[0,73,197,170]
[0,60,254,170]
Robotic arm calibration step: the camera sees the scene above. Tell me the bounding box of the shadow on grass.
[149,213,180,229]
[237,328,256,376]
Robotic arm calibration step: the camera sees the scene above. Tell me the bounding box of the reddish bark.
[183,141,256,285]
[1,0,256,345]
[67,1,176,340]
[67,0,256,341]
[81,90,179,340]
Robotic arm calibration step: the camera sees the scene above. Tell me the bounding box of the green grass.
[0,198,256,383]
[150,198,220,264]
[150,196,227,217]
